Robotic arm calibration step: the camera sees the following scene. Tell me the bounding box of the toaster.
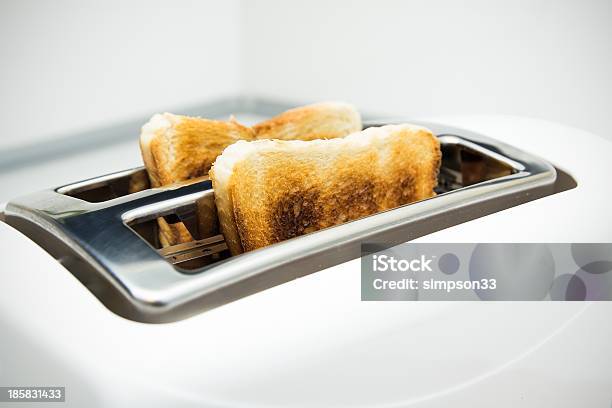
[1,99,610,407]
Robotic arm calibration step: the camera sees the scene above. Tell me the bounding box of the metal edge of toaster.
[2,122,558,322]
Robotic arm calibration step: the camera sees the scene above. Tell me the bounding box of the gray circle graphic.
[469,243,555,300]
[550,274,586,301]
[439,253,460,275]
[576,268,612,300]
[571,244,612,274]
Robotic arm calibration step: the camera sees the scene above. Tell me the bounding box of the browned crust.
[252,102,361,141]
[147,116,254,186]
[220,126,441,253]
[157,217,194,247]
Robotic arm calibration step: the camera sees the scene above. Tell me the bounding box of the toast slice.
[253,102,361,141]
[210,124,441,255]
[140,113,255,187]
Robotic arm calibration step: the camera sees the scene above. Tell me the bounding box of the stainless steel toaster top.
[2,121,561,322]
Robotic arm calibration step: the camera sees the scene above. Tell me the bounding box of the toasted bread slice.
[139,113,254,247]
[140,113,255,187]
[210,124,441,255]
[252,102,361,141]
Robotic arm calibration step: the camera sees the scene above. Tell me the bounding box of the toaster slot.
[57,168,150,202]
[124,190,230,270]
[436,142,514,193]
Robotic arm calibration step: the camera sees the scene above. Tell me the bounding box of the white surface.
[0,0,243,150]
[1,117,611,407]
[243,0,612,140]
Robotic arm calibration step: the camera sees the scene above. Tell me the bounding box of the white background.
[1,0,611,150]
[0,0,243,150]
